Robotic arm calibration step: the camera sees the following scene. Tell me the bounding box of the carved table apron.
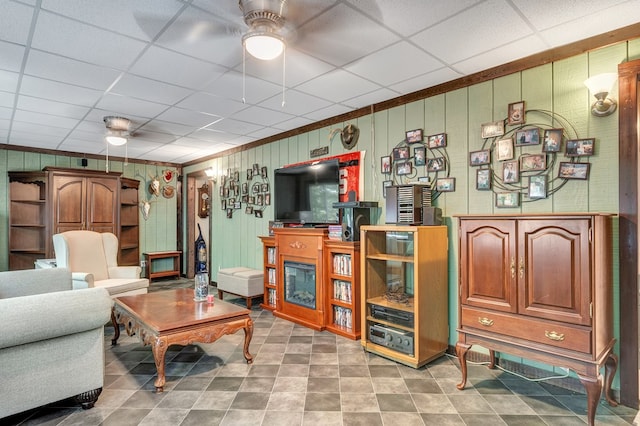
[112,288,253,392]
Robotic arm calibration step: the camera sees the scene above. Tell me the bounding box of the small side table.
[144,251,182,282]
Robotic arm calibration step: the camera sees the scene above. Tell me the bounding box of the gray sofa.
[0,268,113,418]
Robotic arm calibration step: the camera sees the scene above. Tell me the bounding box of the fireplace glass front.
[284,261,316,309]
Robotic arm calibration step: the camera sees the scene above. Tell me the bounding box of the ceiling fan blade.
[134,11,242,44]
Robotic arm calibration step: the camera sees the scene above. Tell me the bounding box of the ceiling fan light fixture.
[105,133,128,146]
[243,30,284,60]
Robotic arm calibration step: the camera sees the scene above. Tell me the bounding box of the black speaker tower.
[333,191,378,242]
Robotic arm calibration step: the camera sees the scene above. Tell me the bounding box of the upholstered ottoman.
[216,267,263,309]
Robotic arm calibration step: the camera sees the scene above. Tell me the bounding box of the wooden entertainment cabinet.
[455,213,617,426]
[259,227,361,339]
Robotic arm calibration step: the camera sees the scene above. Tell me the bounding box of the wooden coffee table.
[112,288,253,392]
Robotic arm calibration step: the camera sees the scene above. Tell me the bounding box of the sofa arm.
[71,272,95,290]
[0,288,113,349]
[108,266,142,279]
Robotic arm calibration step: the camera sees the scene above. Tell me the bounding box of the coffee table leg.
[150,337,169,392]
[243,318,254,364]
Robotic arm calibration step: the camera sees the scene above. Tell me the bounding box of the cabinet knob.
[510,258,516,279]
[478,317,494,327]
[545,330,565,341]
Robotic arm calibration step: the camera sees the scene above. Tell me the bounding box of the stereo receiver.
[371,304,414,328]
[368,324,414,355]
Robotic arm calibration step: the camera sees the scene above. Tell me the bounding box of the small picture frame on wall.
[393,146,410,161]
[508,101,525,125]
[515,127,540,146]
[565,138,595,157]
[405,128,423,143]
[476,169,491,190]
[543,128,563,152]
[396,161,412,176]
[261,166,268,178]
[246,169,253,180]
[381,156,391,174]
[520,153,546,172]
[427,133,447,149]
[382,180,392,197]
[496,137,514,161]
[470,149,491,166]
[481,121,505,139]
[528,175,547,199]
[558,162,590,180]
[435,177,455,192]
[414,146,426,166]
[255,210,263,218]
[427,157,445,172]
[496,192,520,208]
[503,160,519,183]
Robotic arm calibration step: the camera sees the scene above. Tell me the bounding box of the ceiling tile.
[190,128,237,143]
[13,109,80,129]
[0,41,26,73]
[16,95,89,119]
[346,41,443,86]
[31,10,148,69]
[240,49,335,88]
[0,106,13,120]
[296,69,381,104]
[95,93,170,119]
[178,92,248,118]
[202,70,282,104]
[138,119,194,137]
[341,88,400,109]
[0,91,16,108]
[19,75,103,106]
[412,0,532,65]
[40,0,184,41]
[346,0,482,36]
[129,45,227,89]
[302,104,353,122]
[1,1,33,44]
[155,107,221,128]
[294,3,401,66]
[512,0,630,31]
[270,116,315,132]
[389,67,463,95]
[205,117,263,135]
[25,50,121,90]
[259,89,332,116]
[0,70,19,93]
[110,74,194,105]
[232,105,296,127]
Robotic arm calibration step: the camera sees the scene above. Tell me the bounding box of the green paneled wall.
[183,41,633,388]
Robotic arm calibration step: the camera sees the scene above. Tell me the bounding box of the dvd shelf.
[324,240,361,340]
[259,236,277,311]
[361,225,448,368]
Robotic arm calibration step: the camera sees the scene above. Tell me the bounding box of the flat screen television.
[274,159,340,225]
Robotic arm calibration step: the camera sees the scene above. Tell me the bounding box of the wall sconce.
[204,167,217,183]
[584,72,618,117]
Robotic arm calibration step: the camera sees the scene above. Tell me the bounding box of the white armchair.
[53,231,149,344]
[52,231,149,297]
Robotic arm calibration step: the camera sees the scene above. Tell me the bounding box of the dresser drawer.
[461,307,592,353]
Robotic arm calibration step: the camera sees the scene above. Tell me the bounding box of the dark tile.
[537,415,586,425]
[500,414,547,425]
[174,376,212,391]
[470,378,512,394]
[459,413,508,425]
[289,336,313,344]
[128,362,158,375]
[121,389,167,408]
[307,377,340,393]
[376,393,417,412]
[282,353,311,364]
[229,391,270,410]
[102,408,151,425]
[340,365,369,377]
[520,395,575,415]
[206,376,244,391]
[404,378,442,393]
[312,344,337,353]
[343,412,384,426]
[248,364,280,377]
[265,335,289,344]
[179,409,226,426]
[304,392,341,411]
[420,413,465,425]
[368,365,401,378]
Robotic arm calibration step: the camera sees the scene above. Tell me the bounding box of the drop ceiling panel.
[155,107,222,128]
[12,109,80,129]
[259,89,332,115]
[177,92,247,118]
[0,70,19,93]
[0,92,15,108]
[95,93,170,119]
[129,45,227,88]
[241,49,335,87]
[0,41,26,73]
[296,69,381,104]
[412,0,533,65]
[346,41,443,86]
[341,88,400,109]
[206,117,263,135]
[202,71,282,104]
[110,74,194,105]
[512,0,630,30]
[25,51,121,90]
[19,76,103,107]
[389,67,463,94]
[31,11,147,69]
[1,1,33,45]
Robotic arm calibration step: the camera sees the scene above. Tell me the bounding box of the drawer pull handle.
[478,317,494,327]
[545,330,565,341]
[510,258,515,279]
[519,257,525,279]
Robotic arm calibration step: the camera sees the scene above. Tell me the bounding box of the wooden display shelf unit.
[259,236,277,311]
[361,225,449,368]
[324,240,361,340]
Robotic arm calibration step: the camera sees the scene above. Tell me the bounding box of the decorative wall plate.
[163,169,174,182]
[162,185,175,198]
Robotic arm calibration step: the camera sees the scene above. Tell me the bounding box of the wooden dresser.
[455,213,617,426]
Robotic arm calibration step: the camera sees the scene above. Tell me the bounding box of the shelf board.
[121,223,138,227]
[10,249,46,254]
[367,295,414,312]
[120,244,139,250]
[366,253,414,263]
[11,199,45,204]
[330,272,352,280]
[329,298,353,308]
[10,223,45,227]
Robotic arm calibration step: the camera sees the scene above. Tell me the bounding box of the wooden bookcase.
[119,177,140,266]
[259,236,277,311]
[360,225,448,368]
[8,172,48,270]
[324,240,361,340]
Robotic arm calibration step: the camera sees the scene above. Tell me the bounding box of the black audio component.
[371,304,414,328]
[333,200,378,241]
[368,324,414,355]
[385,183,431,225]
[422,206,443,226]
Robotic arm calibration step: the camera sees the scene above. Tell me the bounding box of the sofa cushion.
[0,268,72,299]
